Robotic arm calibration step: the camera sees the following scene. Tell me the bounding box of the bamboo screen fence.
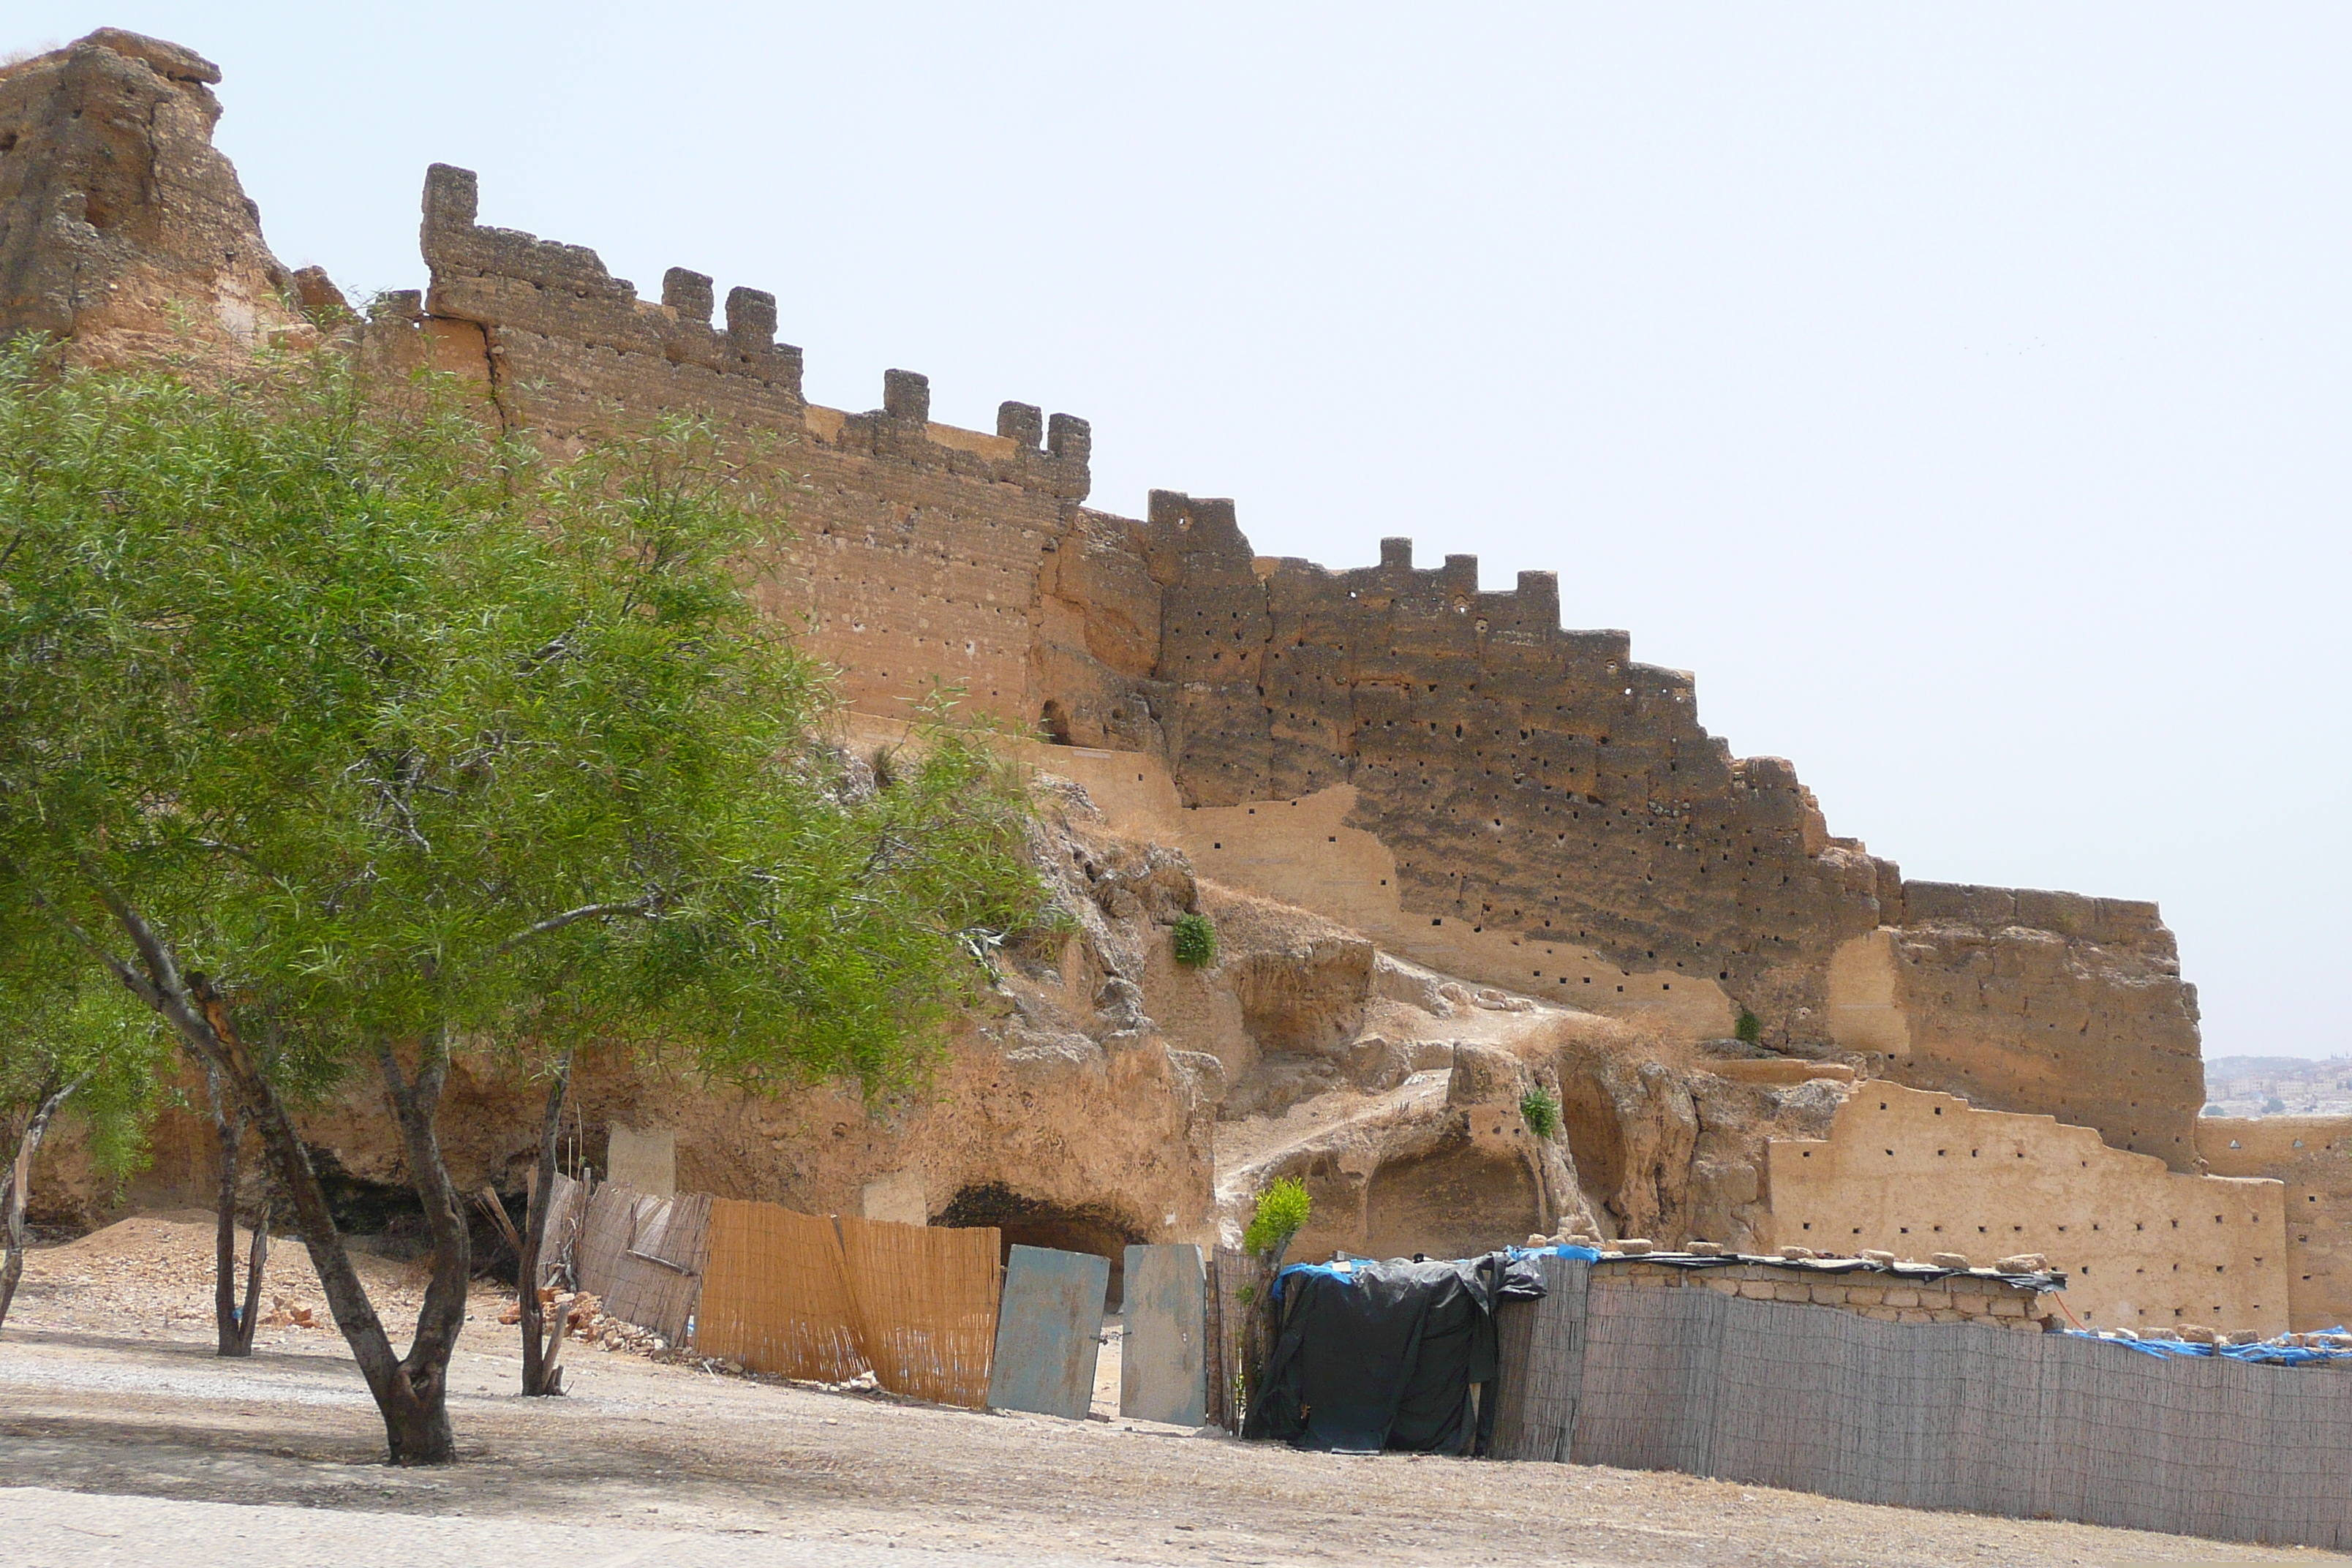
[569,1183,712,1343]
[690,1199,1005,1408]
[696,1199,870,1384]
[1489,1258,2352,1550]
[837,1215,1003,1408]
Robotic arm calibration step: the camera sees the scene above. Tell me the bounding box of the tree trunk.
[517,1052,570,1395]
[238,1199,270,1353]
[206,1063,267,1357]
[374,1030,471,1464]
[0,1073,89,1333]
[91,899,456,1463]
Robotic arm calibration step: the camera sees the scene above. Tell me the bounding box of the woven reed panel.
[694,1198,868,1383]
[1488,1253,1588,1462]
[538,1170,589,1290]
[1548,1281,2352,1550]
[838,1215,1002,1409]
[1206,1245,1268,1434]
[597,1191,712,1342]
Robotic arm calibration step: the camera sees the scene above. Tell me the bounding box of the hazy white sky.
[24,4,2352,1059]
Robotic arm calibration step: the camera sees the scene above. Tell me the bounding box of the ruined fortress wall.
[0,31,304,365]
[0,32,2213,1172]
[1826,889,2206,1169]
[1769,1084,2293,1334]
[264,163,2229,1169]
[2198,1117,2352,1333]
[1129,493,2204,1162]
[388,164,1154,753]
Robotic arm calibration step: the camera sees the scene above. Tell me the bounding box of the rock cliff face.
[3,29,2311,1282]
[0,30,304,365]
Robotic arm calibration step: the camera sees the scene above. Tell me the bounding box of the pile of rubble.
[494,1288,670,1356]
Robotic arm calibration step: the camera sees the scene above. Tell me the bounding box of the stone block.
[1844,1286,1885,1306]
[1774,1283,1812,1303]
[883,368,930,423]
[1737,1281,1776,1300]
[1809,1284,1848,1305]
[1120,1244,1205,1428]
[1930,1252,1972,1270]
[1988,1297,2027,1318]
[1884,1289,1921,1308]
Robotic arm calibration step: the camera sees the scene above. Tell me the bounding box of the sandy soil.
[3,1214,2346,1568]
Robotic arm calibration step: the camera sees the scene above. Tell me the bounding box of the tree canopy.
[0,342,1045,1459]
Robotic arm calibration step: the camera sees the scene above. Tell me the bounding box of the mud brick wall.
[1771,1084,2292,1333]
[1588,1256,2062,1332]
[2200,1116,2352,1334]
[1877,884,2206,1164]
[391,165,1150,749]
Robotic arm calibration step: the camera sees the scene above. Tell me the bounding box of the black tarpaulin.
[1245,1251,1545,1455]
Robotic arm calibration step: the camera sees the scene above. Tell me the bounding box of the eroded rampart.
[0,29,2319,1270]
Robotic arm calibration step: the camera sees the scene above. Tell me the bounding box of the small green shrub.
[1520,1086,1561,1140]
[1243,1176,1311,1257]
[1733,1009,1762,1045]
[1172,911,1218,969]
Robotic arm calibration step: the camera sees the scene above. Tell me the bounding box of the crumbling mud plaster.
[0,31,305,365]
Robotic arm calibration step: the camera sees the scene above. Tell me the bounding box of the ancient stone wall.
[2198,1116,2352,1334]
[1770,1084,2293,1334]
[381,163,1153,755]
[0,29,2221,1190]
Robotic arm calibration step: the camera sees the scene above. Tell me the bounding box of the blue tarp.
[1273,1244,1597,1304]
[2066,1326,2352,1367]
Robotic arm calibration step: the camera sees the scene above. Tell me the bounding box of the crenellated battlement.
[412,165,1091,500]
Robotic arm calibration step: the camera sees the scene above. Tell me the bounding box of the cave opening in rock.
[937,1183,1144,1310]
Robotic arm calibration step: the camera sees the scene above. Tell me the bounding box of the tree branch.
[491,893,669,957]
[10,872,165,1011]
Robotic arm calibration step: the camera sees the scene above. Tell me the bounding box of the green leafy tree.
[0,938,164,1331]
[0,347,1042,1461]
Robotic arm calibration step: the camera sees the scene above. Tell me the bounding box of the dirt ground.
[2,1215,2346,1568]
